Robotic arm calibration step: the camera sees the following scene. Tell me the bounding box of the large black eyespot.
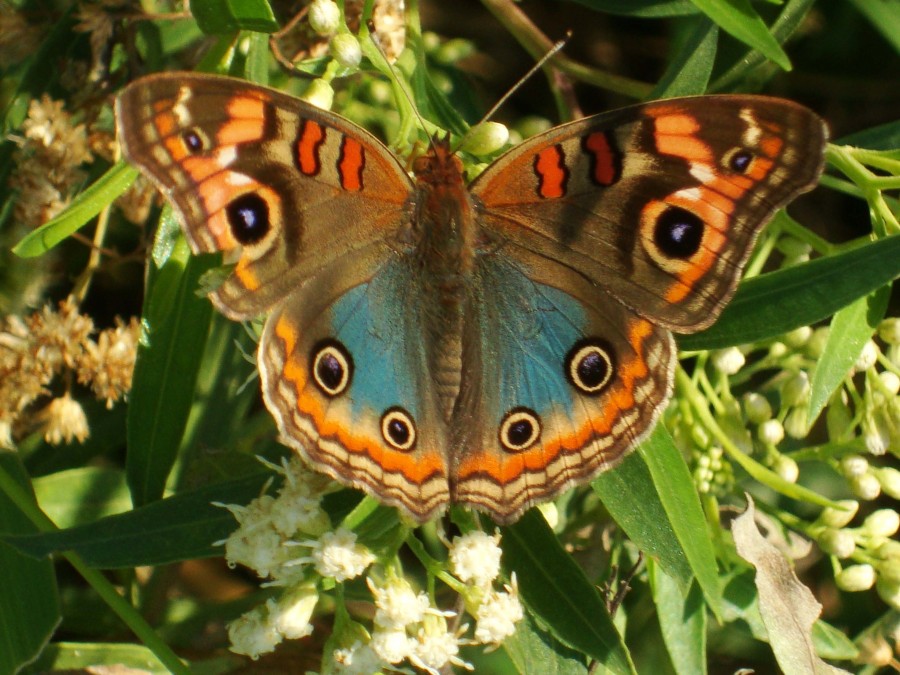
[726,148,754,173]
[181,129,204,153]
[653,206,704,259]
[499,408,541,452]
[565,339,615,395]
[226,193,270,245]
[310,340,353,397]
[381,407,416,451]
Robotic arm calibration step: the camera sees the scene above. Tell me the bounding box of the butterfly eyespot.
[653,206,704,259]
[227,193,271,245]
[499,408,542,452]
[311,340,353,397]
[566,339,615,395]
[725,148,754,173]
[381,408,417,451]
[181,129,205,153]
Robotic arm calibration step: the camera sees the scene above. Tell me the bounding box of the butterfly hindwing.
[259,250,451,521]
[116,73,415,320]
[451,253,675,523]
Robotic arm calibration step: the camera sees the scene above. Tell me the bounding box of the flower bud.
[459,122,510,157]
[879,370,900,396]
[850,472,882,500]
[817,500,858,529]
[855,340,879,371]
[836,564,876,592]
[784,326,812,348]
[840,454,869,477]
[758,419,785,445]
[743,392,772,424]
[878,318,900,345]
[876,577,900,610]
[774,455,799,483]
[302,79,334,110]
[874,466,900,499]
[818,528,856,558]
[331,33,362,69]
[826,392,854,442]
[862,509,900,538]
[769,341,787,358]
[784,406,809,439]
[309,0,341,35]
[780,371,810,408]
[806,327,829,358]
[712,347,745,375]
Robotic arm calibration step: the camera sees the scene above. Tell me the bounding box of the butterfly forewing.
[471,96,827,332]
[116,73,415,320]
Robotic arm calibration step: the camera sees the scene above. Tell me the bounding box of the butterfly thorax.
[411,142,480,420]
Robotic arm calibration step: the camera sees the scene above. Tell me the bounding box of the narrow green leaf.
[33,468,131,529]
[678,235,900,351]
[2,474,271,568]
[12,163,138,257]
[0,454,60,675]
[502,510,635,674]
[808,287,890,424]
[593,436,691,590]
[126,232,216,506]
[847,0,900,54]
[191,0,279,35]
[709,0,816,92]
[27,642,172,674]
[595,426,722,617]
[651,16,719,98]
[836,119,900,150]
[502,609,589,675]
[689,0,791,70]
[649,565,707,675]
[564,0,700,17]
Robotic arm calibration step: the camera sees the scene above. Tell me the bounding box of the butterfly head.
[412,136,465,190]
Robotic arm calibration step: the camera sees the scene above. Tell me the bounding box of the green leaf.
[2,474,271,568]
[678,235,900,351]
[564,0,700,17]
[0,454,60,675]
[501,510,635,674]
[191,0,279,35]
[12,162,138,257]
[651,15,719,97]
[847,0,900,54]
[807,287,890,425]
[503,610,589,675]
[689,0,791,70]
[836,119,900,150]
[649,566,707,675]
[126,230,216,506]
[594,426,722,617]
[26,642,173,674]
[33,468,131,529]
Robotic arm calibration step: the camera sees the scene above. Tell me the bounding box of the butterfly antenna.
[472,33,570,131]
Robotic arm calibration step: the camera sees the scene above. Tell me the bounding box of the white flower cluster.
[328,530,524,674]
[221,456,376,658]
[220,461,524,667]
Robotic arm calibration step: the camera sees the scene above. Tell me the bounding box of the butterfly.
[116,73,827,524]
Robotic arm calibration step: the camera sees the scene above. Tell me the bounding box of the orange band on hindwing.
[456,319,656,485]
[273,317,444,486]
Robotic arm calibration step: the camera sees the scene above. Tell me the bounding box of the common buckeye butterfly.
[116,73,826,523]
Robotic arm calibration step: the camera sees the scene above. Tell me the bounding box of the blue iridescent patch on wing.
[326,260,424,420]
[477,258,587,421]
